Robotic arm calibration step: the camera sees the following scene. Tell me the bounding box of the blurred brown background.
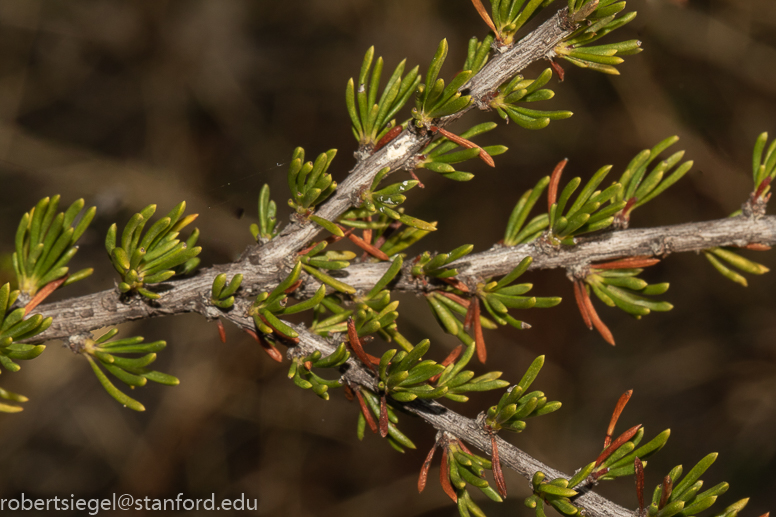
[0,0,775,515]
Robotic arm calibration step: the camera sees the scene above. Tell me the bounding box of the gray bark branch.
[244,9,575,268]
[11,6,761,516]
[28,6,583,344]
[296,214,776,297]
[29,215,776,343]
[23,214,773,517]
[243,318,634,517]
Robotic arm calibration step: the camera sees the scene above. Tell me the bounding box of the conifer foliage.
[3,1,774,516]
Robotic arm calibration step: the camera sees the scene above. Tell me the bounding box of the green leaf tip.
[347,47,420,149]
[556,4,641,76]
[13,196,96,298]
[288,147,338,214]
[251,184,278,241]
[412,39,473,128]
[106,202,200,299]
[81,329,176,411]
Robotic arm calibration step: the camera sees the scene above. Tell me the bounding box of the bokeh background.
[0,0,775,515]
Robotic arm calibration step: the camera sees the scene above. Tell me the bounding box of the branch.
[296,214,776,296]
[245,8,576,267]
[25,215,770,517]
[9,6,761,516]
[403,403,632,517]
[25,5,579,343]
[218,306,634,517]
[28,214,776,343]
